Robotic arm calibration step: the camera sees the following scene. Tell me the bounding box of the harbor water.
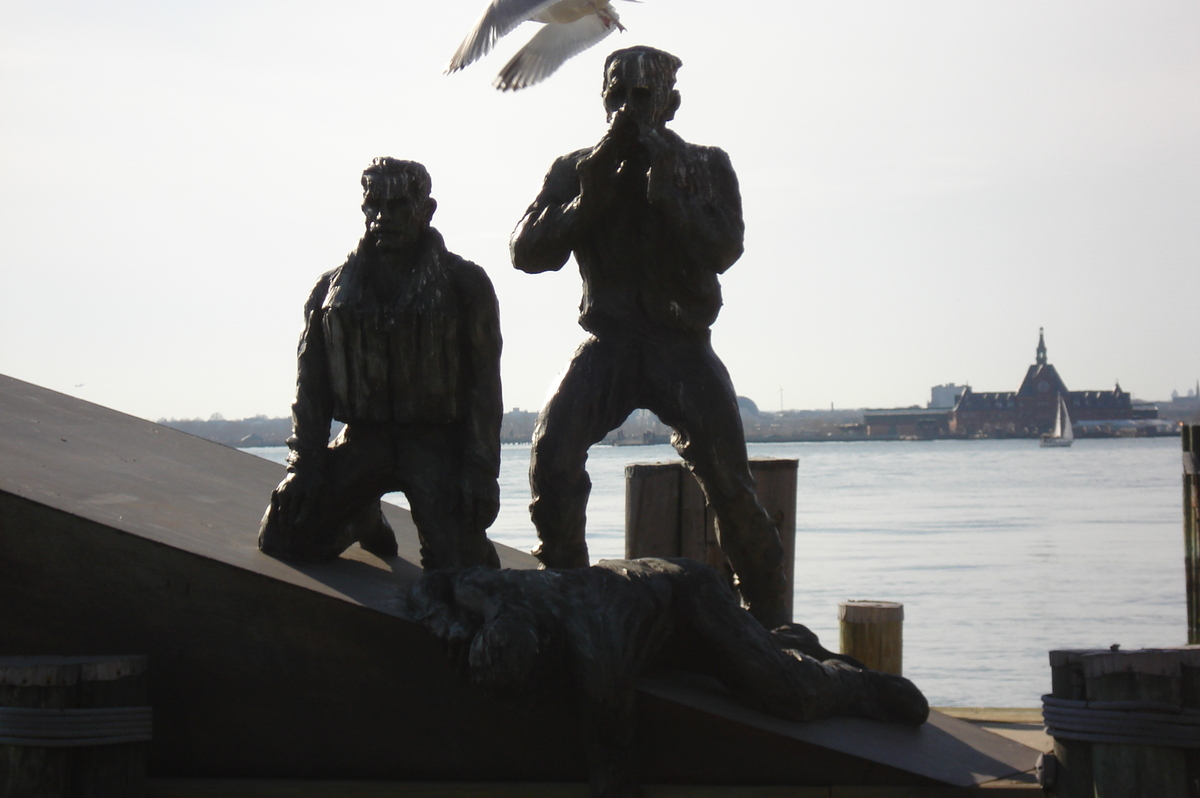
[251,436,1185,708]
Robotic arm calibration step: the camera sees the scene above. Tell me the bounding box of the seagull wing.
[493,13,615,91]
[446,0,567,73]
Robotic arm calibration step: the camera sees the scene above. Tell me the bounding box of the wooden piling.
[625,458,796,619]
[0,655,150,798]
[1181,649,1200,798]
[1083,649,1189,797]
[625,463,688,561]
[838,601,903,675]
[1045,648,1200,797]
[1047,650,1094,798]
[1186,425,1200,645]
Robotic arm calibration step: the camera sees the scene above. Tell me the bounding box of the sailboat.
[1040,394,1075,447]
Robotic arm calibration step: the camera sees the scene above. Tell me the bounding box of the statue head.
[602,46,682,128]
[360,157,437,255]
[407,570,549,695]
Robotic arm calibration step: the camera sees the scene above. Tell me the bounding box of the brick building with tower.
[950,329,1142,438]
[864,329,1156,439]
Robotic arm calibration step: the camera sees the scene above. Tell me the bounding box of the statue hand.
[272,468,326,531]
[607,107,641,151]
[576,149,613,215]
[577,111,640,213]
[643,129,678,203]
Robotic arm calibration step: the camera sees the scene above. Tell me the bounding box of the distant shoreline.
[166,408,1187,450]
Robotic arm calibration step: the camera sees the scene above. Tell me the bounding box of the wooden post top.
[839,601,904,624]
[1049,647,1200,676]
[747,457,799,471]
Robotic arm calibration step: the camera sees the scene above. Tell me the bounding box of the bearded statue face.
[360,159,437,255]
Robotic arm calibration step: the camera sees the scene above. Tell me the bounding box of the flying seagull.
[447,0,634,91]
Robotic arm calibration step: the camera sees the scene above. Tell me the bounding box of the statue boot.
[349,502,399,558]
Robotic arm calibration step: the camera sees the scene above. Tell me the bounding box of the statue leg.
[349,503,398,558]
[406,486,494,570]
[645,336,790,629]
[397,427,500,570]
[259,426,395,561]
[664,559,929,726]
[321,426,401,558]
[530,336,637,569]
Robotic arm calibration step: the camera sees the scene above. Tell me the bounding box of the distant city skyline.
[2,1,1197,421]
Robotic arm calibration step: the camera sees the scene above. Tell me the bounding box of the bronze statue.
[259,158,503,569]
[409,558,929,798]
[510,46,789,627]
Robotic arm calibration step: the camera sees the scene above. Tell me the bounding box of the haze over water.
[256,435,1184,708]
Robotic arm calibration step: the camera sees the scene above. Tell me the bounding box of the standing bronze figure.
[260,158,503,569]
[511,47,789,628]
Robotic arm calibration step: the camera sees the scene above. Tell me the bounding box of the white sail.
[1059,395,1074,443]
[1041,394,1074,447]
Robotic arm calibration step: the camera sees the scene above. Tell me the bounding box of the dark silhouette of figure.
[259,158,502,569]
[409,558,929,798]
[510,46,788,627]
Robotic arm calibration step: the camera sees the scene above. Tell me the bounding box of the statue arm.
[286,274,335,473]
[462,265,504,475]
[510,155,585,275]
[458,263,504,531]
[647,143,745,274]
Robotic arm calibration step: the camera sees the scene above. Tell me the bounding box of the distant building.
[928,384,967,409]
[863,406,951,439]
[950,329,1141,438]
[864,329,1159,439]
[1168,383,1200,412]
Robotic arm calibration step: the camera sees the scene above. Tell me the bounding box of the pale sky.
[2,0,1197,421]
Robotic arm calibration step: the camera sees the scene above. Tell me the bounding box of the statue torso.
[319,237,463,425]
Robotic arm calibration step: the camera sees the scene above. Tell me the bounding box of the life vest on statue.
[319,242,463,425]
